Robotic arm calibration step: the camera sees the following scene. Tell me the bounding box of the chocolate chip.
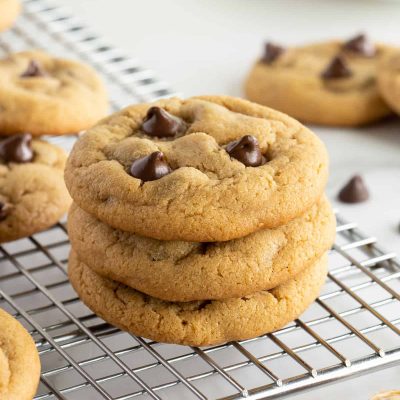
[226,135,265,167]
[338,175,369,203]
[262,42,285,64]
[343,34,376,57]
[0,202,12,221]
[321,55,352,79]
[20,60,48,78]
[0,134,34,163]
[130,151,172,182]
[141,107,184,138]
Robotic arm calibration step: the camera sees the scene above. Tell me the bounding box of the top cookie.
[378,51,400,115]
[0,0,20,32]
[65,95,328,241]
[0,51,108,136]
[0,308,41,400]
[245,35,394,126]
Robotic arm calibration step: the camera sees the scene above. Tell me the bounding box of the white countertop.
[60,0,400,398]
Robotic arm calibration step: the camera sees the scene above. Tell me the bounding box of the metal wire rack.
[0,0,399,399]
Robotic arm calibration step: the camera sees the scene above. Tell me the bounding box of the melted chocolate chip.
[0,202,11,221]
[142,107,184,138]
[226,135,265,167]
[130,151,172,182]
[20,60,48,78]
[321,55,352,79]
[343,34,376,57]
[0,134,33,163]
[262,42,285,64]
[338,175,369,203]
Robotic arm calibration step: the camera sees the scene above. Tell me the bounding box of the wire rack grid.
[0,1,399,399]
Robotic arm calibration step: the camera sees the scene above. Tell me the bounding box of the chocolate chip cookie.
[0,134,71,242]
[0,51,108,136]
[245,34,393,126]
[0,0,20,32]
[68,250,328,346]
[65,95,328,241]
[378,51,400,116]
[68,196,335,301]
[0,308,41,400]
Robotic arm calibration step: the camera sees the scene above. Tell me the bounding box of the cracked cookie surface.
[245,40,394,126]
[0,308,41,400]
[0,0,20,32]
[65,95,328,241]
[0,136,71,242]
[69,251,328,346]
[68,196,335,301]
[0,51,108,136]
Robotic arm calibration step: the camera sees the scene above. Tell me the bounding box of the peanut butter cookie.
[65,95,328,241]
[0,51,108,136]
[0,308,41,400]
[245,35,393,126]
[68,196,335,301]
[68,251,328,346]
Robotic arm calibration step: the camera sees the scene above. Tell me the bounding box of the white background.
[61,1,400,398]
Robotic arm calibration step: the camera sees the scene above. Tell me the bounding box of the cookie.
[69,250,328,346]
[65,95,328,242]
[378,51,400,115]
[245,35,393,126]
[68,196,335,301]
[0,134,71,242]
[0,0,20,32]
[0,308,41,400]
[0,51,108,136]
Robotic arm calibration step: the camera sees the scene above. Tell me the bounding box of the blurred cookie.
[68,196,335,301]
[69,250,328,346]
[0,51,108,136]
[65,95,328,242]
[0,134,71,242]
[245,34,393,126]
[371,391,400,400]
[378,51,400,115]
[0,0,20,32]
[0,308,41,400]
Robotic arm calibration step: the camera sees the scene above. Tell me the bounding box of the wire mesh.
[0,0,399,399]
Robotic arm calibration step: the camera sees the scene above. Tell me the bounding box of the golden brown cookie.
[0,51,108,136]
[378,51,400,115]
[0,134,71,242]
[0,0,20,32]
[371,391,400,400]
[68,250,328,346]
[0,308,41,400]
[68,196,335,301]
[65,95,328,242]
[245,35,393,126]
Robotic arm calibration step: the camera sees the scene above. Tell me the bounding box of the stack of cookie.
[245,34,400,127]
[66,95,335,346]
[0,50,108,242]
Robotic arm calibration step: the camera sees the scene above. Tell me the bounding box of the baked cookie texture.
[0,51,108,136]
[378,51,400,115]
[68,251,328,346]
[65,95,329,242]
[0,308,41,400]
[245,39,393,126]
[68,195,335,301]
[0,0,20,32]
[0,135,71,242]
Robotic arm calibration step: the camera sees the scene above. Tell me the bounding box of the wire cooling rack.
[0,0,399,399]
